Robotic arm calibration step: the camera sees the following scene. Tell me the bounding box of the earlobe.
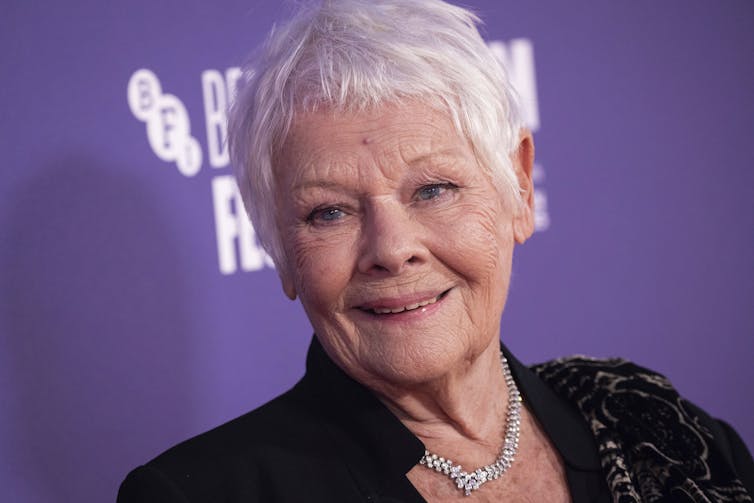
[279,269,298,300]
[513,207,534,245]
[512,129,535,245]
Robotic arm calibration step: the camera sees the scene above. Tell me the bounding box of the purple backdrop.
[1,1,752,501]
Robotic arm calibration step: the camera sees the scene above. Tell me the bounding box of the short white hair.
[228,0,523,269]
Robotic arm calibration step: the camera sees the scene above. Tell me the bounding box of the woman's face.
[275,102,533,388]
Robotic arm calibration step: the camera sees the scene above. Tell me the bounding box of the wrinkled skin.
[272,101,572,502]
[274,101,534,394]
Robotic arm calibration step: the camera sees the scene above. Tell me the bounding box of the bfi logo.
[126,39,547,275]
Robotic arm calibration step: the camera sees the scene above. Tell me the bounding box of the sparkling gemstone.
[418,352,521,496]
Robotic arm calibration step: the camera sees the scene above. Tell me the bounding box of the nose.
[356,199,427,275]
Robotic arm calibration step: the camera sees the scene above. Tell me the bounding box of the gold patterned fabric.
[532,357,752,502]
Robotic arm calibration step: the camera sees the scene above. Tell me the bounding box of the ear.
[277,261,298,300]
[512,129,535,245]
[280,272,298,300]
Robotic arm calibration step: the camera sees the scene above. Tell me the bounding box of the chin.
[358,337,473,387]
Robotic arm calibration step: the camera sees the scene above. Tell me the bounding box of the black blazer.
[118,339,753,502]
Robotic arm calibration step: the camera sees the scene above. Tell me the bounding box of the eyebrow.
[289,148,468,192]
[404,148,467,166]
[291,179,349,192]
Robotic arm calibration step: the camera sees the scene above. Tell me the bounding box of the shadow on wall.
[1,156,195,502]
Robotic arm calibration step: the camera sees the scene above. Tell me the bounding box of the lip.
[354,288,452,317]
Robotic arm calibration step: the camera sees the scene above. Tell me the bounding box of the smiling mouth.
[359,289,451,315]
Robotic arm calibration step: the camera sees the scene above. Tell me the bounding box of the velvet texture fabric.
[533,357,753,502]
[118,339,753,502]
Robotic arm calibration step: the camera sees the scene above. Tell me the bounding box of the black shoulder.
[684,402,754,495]
[118,464,189,503]
[118,381,327,502]
[531,355,754,500]
[718,420,754,494]
[152,382,317,463]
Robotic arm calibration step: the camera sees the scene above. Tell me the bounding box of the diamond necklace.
[418,352,522,496]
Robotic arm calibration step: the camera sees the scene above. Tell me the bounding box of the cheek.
[436,199,514,282]
[286,227,357,304]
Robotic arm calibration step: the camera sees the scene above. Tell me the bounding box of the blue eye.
[308,207,345,223]
[417,183,456,201]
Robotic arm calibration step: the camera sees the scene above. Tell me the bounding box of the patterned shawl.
[532,357,751,502]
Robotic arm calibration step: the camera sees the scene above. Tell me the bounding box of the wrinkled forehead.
[273,100,479,186]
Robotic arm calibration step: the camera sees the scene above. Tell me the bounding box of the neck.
[373,340,510,464]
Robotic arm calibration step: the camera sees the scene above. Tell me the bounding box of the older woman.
[118,1,753,501]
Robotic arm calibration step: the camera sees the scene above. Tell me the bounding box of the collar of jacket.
[296,336,601,498]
